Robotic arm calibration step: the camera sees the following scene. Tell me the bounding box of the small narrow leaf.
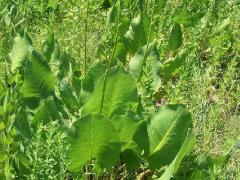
[106,6,117,27]
[0,121,5,131]
[0,152,8,162]
[162,47,192,80]
[155,0,167,12]
[42,32,60,61]
[48,0,58,9]
[213,18,230,35]
[168,24,182,51]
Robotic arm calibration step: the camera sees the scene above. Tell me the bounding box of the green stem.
[100,1,122,114]
[84,0,90,75]
[137,2,156,82]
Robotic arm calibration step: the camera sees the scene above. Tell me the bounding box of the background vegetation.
[0,0,239,179]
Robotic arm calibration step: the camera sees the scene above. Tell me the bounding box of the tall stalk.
[137,1,156,82]
[84,0,90,75]
[100,1,122,114]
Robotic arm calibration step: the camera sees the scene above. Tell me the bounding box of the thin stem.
[137,2,156,82]
[100,1,122,114]
[84,0,90,75]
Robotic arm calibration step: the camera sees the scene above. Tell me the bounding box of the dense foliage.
[0,0,239,179]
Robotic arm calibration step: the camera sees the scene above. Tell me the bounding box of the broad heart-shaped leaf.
[129,42,160,79]
[10,34,33,72]
[124,13,154,54]
[20,50,55,99]
[160,130,196,180]
[162,47,193,80]
[67,114,121,172]
[32,96,61,125]
[112,112,144,143]
[148,104,192,169]
[167,24,182,51]
[81,65,139,118]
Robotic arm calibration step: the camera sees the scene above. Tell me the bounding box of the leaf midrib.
[150,110,182,156]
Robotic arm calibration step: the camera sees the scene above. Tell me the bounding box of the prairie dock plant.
[0,0,239,179]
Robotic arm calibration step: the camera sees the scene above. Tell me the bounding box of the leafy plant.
[0,0,238,179]
[0,31,203,179]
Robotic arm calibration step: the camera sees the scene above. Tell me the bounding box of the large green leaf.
[81,65,139,117]
[125,14,154,54]
[112,112,143,143]
[148,104,192,168]
[160,130,196,180]
[67,114,121,172]
[20,50,55,99]
[10,34,33,72]
[129,42,161,79]
[32,97,61,125]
